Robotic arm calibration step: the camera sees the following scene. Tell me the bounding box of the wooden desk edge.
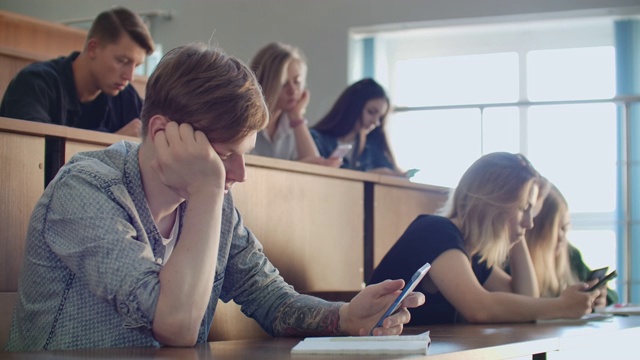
[0,116,451,192]
[0,117,139,146]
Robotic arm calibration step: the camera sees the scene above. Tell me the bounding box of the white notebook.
[290,331,431,355]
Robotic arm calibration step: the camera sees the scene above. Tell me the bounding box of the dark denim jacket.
[309,128,394,172]
[6,141,297,351]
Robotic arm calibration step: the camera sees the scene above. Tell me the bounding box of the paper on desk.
[291,331,431,355]
[536,313,613,324]
[595,304,640,316]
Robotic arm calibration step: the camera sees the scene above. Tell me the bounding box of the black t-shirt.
[369,215,493,325]
[0,52,142,133]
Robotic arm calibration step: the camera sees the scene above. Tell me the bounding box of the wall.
[0,0,637,122]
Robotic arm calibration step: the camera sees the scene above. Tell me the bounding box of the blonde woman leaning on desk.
[249,42,339,167]
[370,152,598,325]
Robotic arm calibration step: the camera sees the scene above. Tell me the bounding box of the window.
[352,15,629,297]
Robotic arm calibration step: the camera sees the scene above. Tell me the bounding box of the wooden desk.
[3,316,639,359]
[0,119,144,296]
[0,117,448,292]
[371,175,449,275]
[0,117,450,342]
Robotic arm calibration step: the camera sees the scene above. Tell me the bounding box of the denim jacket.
[309,128,394,172]
[6,141,297,351]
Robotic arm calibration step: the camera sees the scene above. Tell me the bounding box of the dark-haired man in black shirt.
[0,7,154,136]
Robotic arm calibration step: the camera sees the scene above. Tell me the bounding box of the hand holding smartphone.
[330,144,352,159]
[404,168,420,179]
[584,270,617,292]
[370,262,431,335]
[588,266,608,281]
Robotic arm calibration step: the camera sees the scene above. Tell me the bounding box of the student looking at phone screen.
[5,43,425,352]
[249,42,340,167]
[369,152,598,325]
[515,184,618,307]
[310,78,409,177]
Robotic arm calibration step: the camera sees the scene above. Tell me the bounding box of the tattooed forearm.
[271,294,345,337]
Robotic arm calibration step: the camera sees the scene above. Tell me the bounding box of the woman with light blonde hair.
[249,42,339,166]
[370,152,599,325]
[525,184,617,306]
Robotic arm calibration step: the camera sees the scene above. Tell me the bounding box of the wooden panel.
[0,292,18,349]
[65,140,110,163]
[0,132,44,292]
[0,47,44,101]
[0,10,85,59]
[373,184,450,269]
[208,300,269,341]
[232,165,365,292]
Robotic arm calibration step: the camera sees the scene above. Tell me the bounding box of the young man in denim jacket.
[5,43,424,351]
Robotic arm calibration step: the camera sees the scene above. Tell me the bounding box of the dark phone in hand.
[585,270,617,292]
[588,266,608,281]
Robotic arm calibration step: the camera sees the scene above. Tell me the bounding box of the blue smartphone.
[370,262,431,335]
[405,168,420,178]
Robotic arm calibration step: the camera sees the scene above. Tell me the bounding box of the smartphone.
[405,168,420,178]
[329,144,352,159]
[370,262,431,335]
[588,266,609,281]
[585,270,617,292]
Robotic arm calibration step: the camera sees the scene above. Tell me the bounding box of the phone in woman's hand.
[330,144,352,159]
[405,169,420,178]
[585,270,617,292]
[588,266,608,281]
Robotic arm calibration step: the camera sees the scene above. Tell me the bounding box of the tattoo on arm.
[271,294,345,337]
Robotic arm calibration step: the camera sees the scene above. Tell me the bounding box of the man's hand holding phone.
[369,262,430,335]
[339,265,427,336]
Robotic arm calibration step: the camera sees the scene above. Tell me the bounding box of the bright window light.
[387,109,481,188]
[527,46,616,101]
[394,53,519,107]
[527,103,617,213]
[482,107,520,154]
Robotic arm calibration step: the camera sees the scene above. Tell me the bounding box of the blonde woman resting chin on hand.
[370,152,598,325]
[249,42,340,167]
